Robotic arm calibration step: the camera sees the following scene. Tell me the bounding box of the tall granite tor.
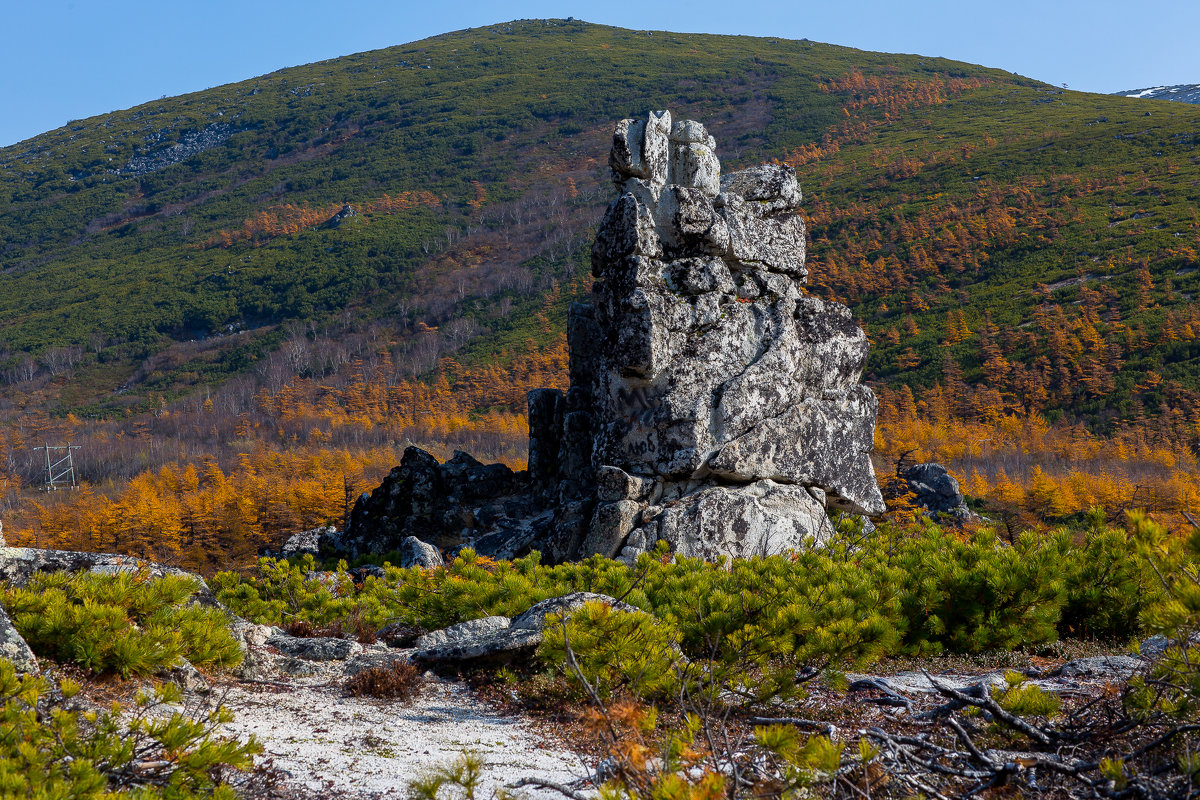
[333,111,885,564]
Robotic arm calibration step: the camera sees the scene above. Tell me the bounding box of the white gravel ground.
[219,674,589,799]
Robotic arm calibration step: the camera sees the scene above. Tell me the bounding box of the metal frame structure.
[33,443,80,491]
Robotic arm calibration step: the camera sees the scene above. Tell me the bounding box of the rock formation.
[332,111,885,564]
[900,462,981,524]
[329,449,544,559]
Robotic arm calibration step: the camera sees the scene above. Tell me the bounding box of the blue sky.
[2,0,1196,147]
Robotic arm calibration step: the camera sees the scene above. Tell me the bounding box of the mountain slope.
[0,21,1024,401]
[0,19,1198,440]
[1116,84,1200,104]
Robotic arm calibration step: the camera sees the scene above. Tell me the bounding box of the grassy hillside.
[0,20,1028,408]
[798,78,1200,431]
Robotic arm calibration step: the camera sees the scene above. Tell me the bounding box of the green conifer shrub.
[209,553,362,628]
[1053,526,1157,641]
[538,600,684,700]
[0,657,259,798]
[877,526,1067,654]
[2,571,241,677]
[992,670,1062,718]
[216,520,1176,677]
[1128,513,1200,720]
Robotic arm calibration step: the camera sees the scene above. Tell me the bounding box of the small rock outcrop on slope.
[332,111,885,564]
[901,462,981,524]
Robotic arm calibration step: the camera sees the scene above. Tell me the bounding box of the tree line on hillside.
[3,330,1197,573]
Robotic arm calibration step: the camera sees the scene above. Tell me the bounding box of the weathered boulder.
[376,622,424,648]
[412,616,535,663]
[719,163,802,214]
[0,546,205,587]
[267,633,363,662]
[1139,633,1200,659]
[336,447,534,557]
[1057,655,1144,680]
[709,388,884,514]
[554,109,883,558]
[646,481,836,562]
[400,536,443,569]
[348,564,387,582]
[413,593,641,664]
[158,658,210,693]
[510,592,641,630]
[901,463,980,523]
[581,500,643,559]
[0,546,221,608]
[849,670,1011,696]
[231,619,275,650]
[261,525,335,558]
[464,510,555,561]
[324,204,356,228]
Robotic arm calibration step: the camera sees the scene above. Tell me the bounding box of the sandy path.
[219,674,588,799]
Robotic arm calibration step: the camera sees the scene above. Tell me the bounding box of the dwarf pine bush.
[992,671,1062,718]
[1128,513,1200,720]
[876,526,1068,654]
[217,519,1173,683]
[1054,525,1157,640]
[2,570,241,677]
[539,600,684,700]
[0,657,259,798]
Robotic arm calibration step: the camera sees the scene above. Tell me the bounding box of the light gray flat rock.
[414,594,641,663]
[0,604,37,674]
[1058,656,1144,679]
[267,634,364,662]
